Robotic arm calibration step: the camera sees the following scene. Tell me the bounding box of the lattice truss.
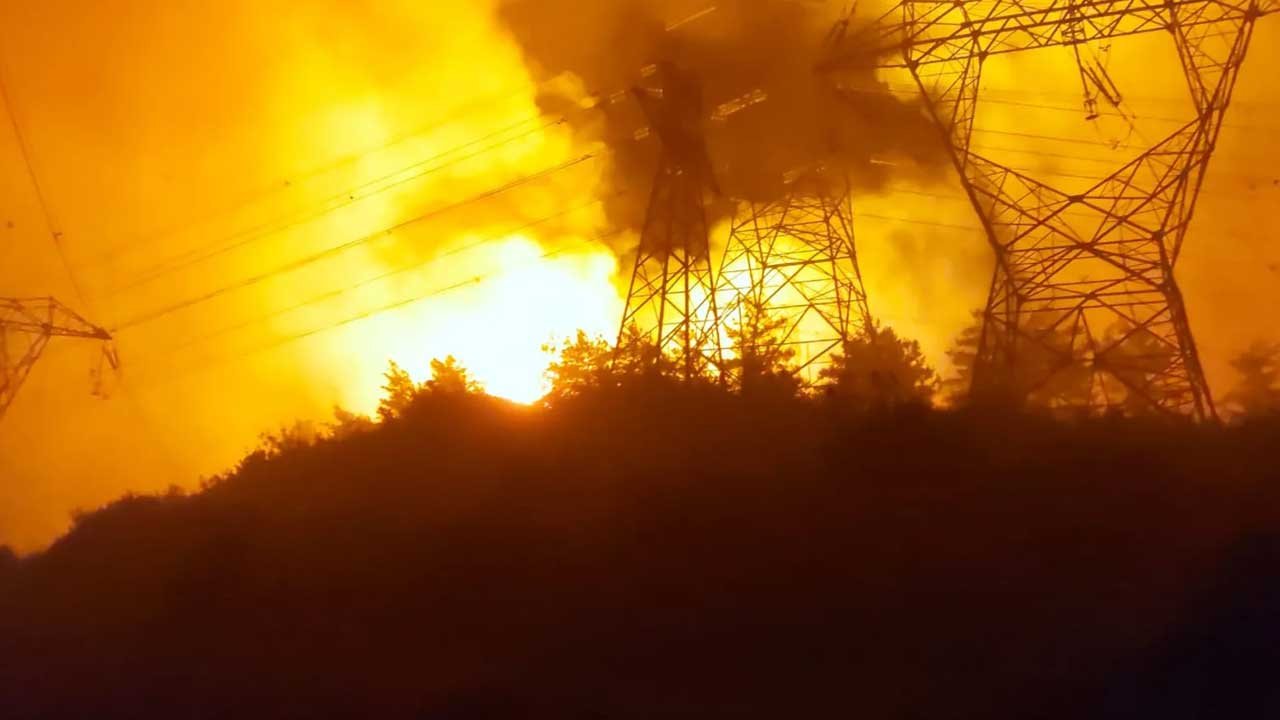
[718,169,874,385]
[1,297,113,421]
[618,63,725,378]
[826,0,1277,419]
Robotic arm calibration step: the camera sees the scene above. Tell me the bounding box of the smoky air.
[498,0,946,228]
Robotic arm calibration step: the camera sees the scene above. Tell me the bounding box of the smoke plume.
[498,0,945,228]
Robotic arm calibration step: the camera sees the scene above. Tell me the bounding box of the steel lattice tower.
[825,0,1277,419]
[1,297,115,423]
[618,63,724,378]
[718,167,874,385]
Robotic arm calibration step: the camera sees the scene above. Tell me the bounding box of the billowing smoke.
[497,0,946,228]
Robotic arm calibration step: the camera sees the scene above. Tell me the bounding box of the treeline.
[0,334,1278,718]
[730,299,1280,417]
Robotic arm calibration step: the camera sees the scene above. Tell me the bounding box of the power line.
[856,212,980,232]
[122,184,999,383]
[124,199,1001,392]
[836,88,1279,187]
[112,128,1269,339]
[77,75,560,271]
[0,65,181,465]
[75,68,1280,339]
[94,181,1280,393]
[147,192,624,359]
[84,76,1277,307]
[113,151,606,331]
[139,188,994,366]
[108,127,1270,337]
[849,83,1280,141]
[936,82,1280,110]
[140,174,1051,367]
[898,130,1278,188]
[104,81,655,337]
[882,81,1280,130]
[86,70,647,293]
[0,60,89,307]
[108,112,571,294]
[115,170,1275,390]
[96,80,644,296]
[128,231,621,390]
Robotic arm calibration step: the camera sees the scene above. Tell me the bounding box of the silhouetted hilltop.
[1,384,1278,718]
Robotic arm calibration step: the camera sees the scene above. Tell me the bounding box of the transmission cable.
[110,113,572,293]
[129,230,621,389]
[113,151,605,331]
[98,82,636,293]
[147,192,625,359]
[0,60,90,307]
[79,76,556,270]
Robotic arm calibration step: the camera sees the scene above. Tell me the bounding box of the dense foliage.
[1,349,1278,717]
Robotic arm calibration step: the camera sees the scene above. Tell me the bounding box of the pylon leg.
[618,158,723,378]
[954,130,1218,417]
[717,172,873,386]
[888,7,1258,419]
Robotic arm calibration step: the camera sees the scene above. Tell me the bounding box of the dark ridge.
[1,385,1278,718]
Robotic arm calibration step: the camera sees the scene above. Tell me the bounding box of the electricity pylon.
[824,0,1278,419]
[618,62,724,378]
[718,166,874,386]
[1,297,115,423]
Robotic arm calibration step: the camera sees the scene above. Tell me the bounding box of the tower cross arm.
[1,297,112,341]
[822,0,1273,72]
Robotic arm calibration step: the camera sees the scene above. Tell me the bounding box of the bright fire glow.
[341,236,622,407]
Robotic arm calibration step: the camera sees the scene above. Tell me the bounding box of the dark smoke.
[498,0,946,230]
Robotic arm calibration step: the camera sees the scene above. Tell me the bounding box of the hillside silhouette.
[1,342,1279,718]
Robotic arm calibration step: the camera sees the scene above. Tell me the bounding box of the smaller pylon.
[617,62,723,378]
[1,297,116,423]
[718,166,874,385]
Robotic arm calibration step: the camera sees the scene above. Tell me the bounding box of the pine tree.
[724,297,800,397]
[425,356,483,396]
[1225,342,1280,418]
[378,361,420,422]
[822,327,937,409]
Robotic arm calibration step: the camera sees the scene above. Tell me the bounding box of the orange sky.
[1,1,1278,552]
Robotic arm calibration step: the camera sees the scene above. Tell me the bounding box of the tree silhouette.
[1022,323,1097,410]
[944,311,984,405]
[542,327,682,405]
[821,327,937,409]
[616,324,682,379]
[4,336,1280,719]
[328,406,376,440]
[378,361,419,422]
[946,312,1094,410]
[1096,321,1178,416]
[377,357,484,421]
[1224,342,1280,418]
[543,331,615,403]
[264,421,321,457]
[724,297,800,398]
[425,356,484,396]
